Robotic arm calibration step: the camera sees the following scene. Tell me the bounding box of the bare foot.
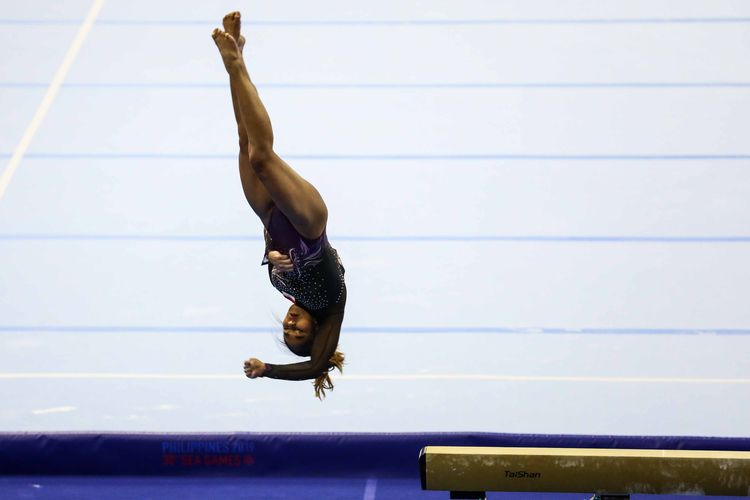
[223,11,246,53]
[211,28,242,72]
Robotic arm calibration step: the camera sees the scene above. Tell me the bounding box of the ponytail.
[313,350,345,400]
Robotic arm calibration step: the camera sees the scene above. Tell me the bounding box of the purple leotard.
[262,207,346,319]
[260,207,347,381]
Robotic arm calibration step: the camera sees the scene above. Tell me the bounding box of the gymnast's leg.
[222,12,274,226]
[213,13,328,239]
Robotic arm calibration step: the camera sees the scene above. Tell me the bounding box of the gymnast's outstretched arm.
[244,286,346,381]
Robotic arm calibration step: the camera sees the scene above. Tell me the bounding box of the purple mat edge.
[1,432,749,476]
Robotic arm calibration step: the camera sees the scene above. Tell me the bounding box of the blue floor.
[0,476,548,500]
[2,0,750,436]
[0,477,741,500]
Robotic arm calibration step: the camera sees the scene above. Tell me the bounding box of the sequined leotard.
[261,207,346,380]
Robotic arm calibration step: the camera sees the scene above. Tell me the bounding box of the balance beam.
[420,446,750,498]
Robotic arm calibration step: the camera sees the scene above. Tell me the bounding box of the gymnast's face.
[283,304,314,348]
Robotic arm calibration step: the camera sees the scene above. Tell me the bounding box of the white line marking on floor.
[31,405,76,415]
[0,372,749,384]
[0,0,103,203]
[0,372,238,380]
[363,478,378,500]
[342,374,750,384]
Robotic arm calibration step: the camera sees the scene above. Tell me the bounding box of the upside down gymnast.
[212,11,347,399]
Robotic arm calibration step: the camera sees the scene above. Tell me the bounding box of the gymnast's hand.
[244,358,266,378]
[268,250,294,273]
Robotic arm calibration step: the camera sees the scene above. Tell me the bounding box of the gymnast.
[212,12,346,399]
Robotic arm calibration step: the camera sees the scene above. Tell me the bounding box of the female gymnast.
[212,12,347,399]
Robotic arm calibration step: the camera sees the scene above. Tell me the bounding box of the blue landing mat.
[1,433,748,499]
[2,432,750,476]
